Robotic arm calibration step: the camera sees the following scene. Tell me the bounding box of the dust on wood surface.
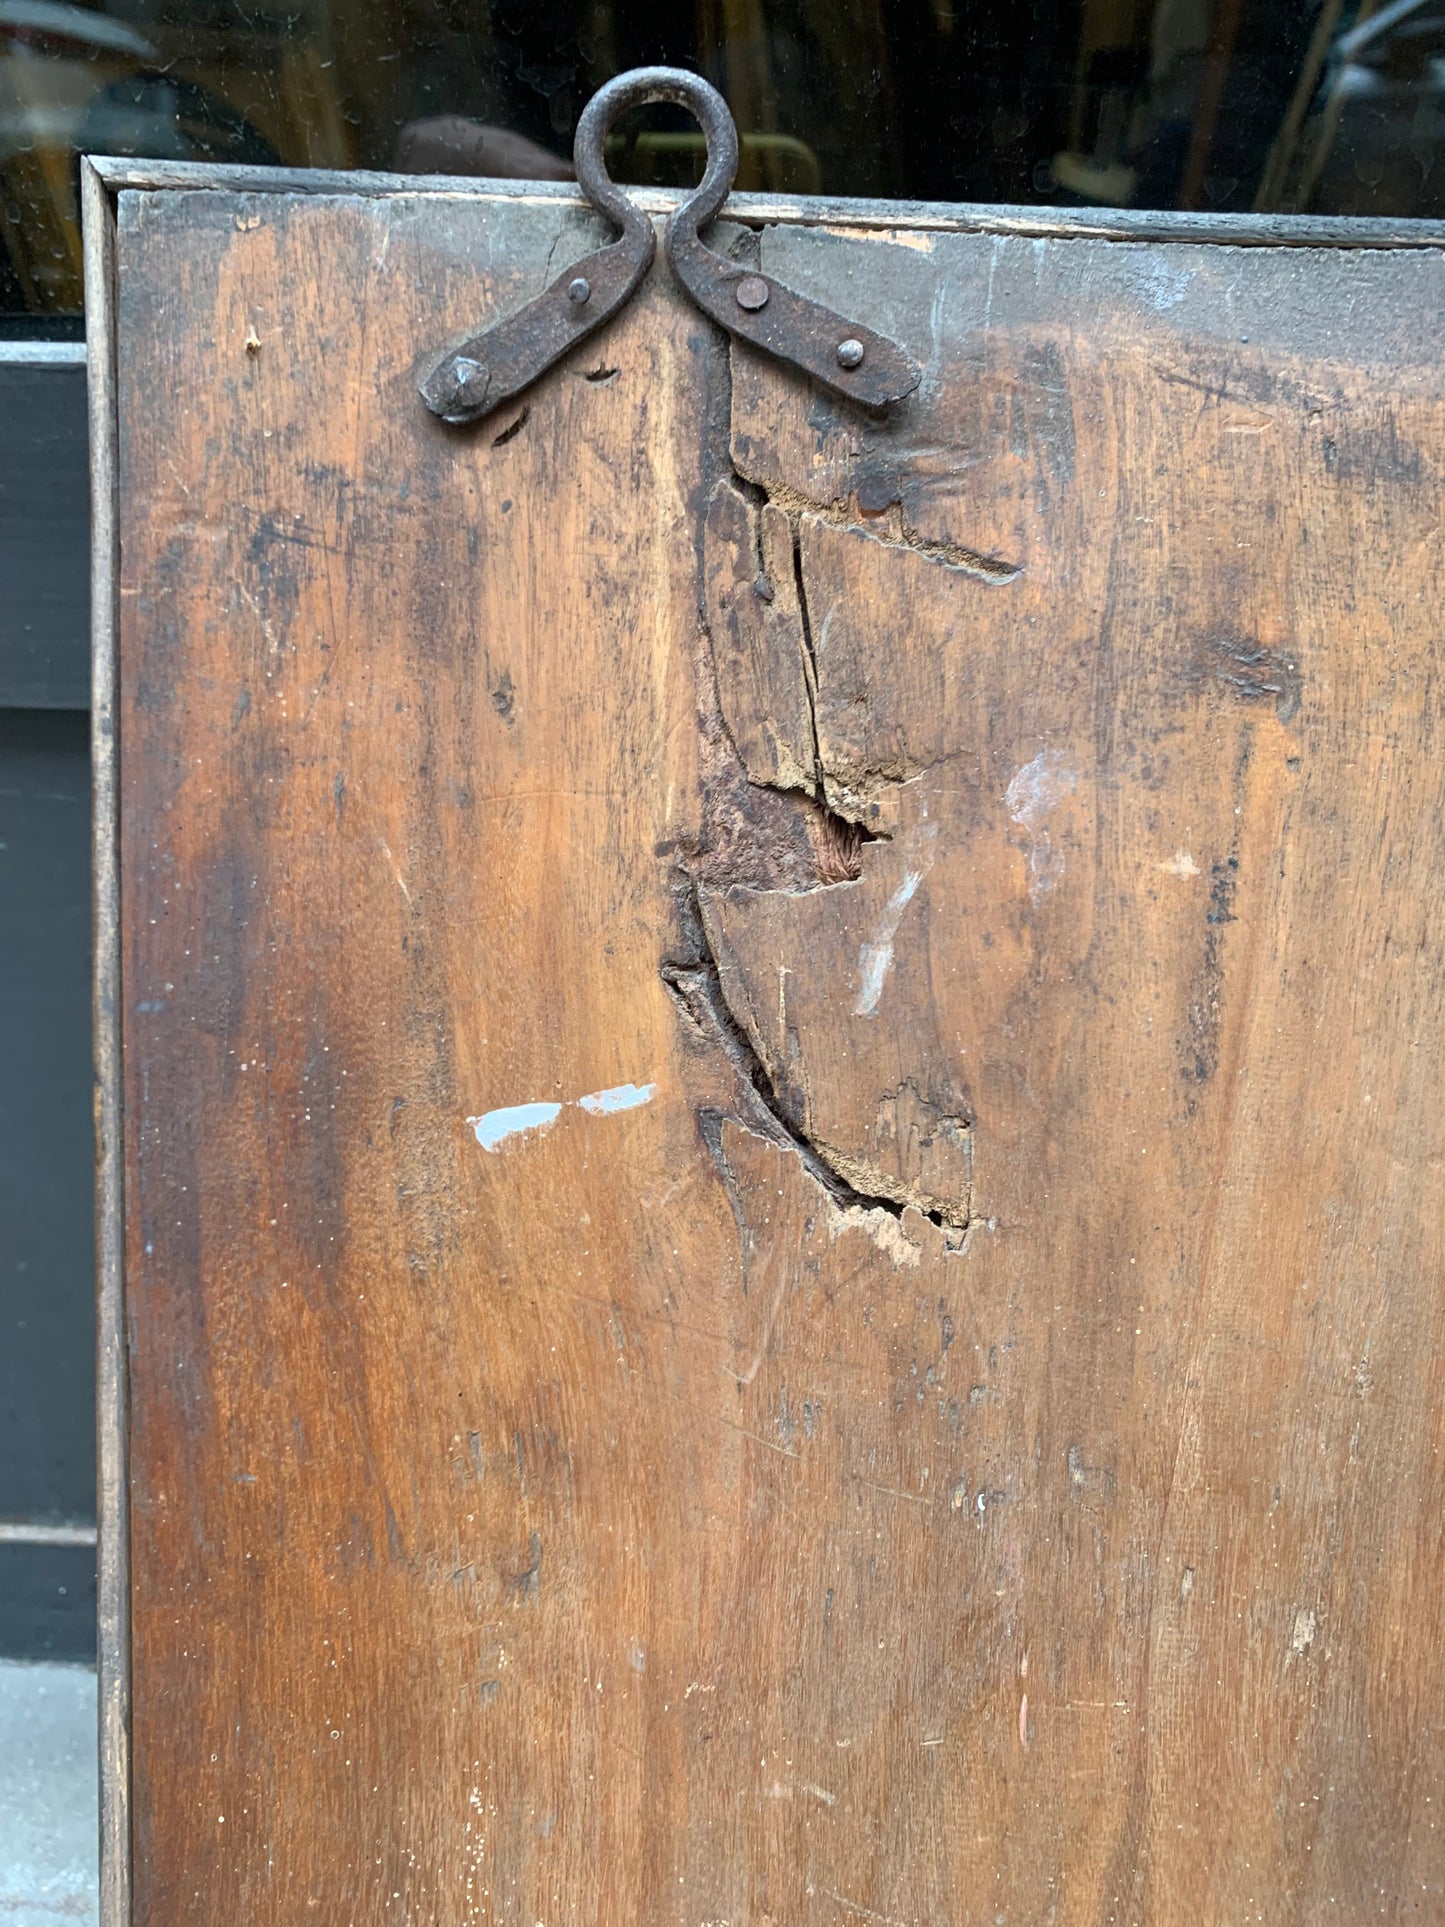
[112,183,1445,1923]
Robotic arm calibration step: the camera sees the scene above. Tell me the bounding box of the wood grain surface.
[109,180,1445,1924]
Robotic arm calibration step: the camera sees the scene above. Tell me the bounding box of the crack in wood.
[742,474,1021,583]
[489,404,529,447]
[662,899,972,1241]
[692,474,886,891]
[788,507,827,795]
[669,328,975,1240]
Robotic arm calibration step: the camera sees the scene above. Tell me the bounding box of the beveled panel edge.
[82,154,129,1927]
[85,154,1445,251]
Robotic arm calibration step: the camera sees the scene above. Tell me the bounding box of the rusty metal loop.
[419,65,919,424]
[575,68,918,407]
[574,67,737,254]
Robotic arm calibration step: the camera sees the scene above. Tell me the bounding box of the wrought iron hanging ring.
[419,67,922,425]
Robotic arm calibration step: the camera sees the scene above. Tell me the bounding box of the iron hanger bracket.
[419,66,922,425]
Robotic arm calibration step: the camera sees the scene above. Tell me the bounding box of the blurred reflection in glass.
[0,1,1441,320]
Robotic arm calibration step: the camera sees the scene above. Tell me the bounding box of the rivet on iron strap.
[420,67,922,425]
[650,71,921,407]
[418,81,657,424]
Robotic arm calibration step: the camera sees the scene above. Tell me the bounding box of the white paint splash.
[576,1082,655,1116]
[854,871,923,1017]
[467,1101,562,1152]
[852,823,938,1019]
[467,1080,656,1152]
[1005,749,1078,900]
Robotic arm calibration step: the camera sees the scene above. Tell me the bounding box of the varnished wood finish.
[105,175,1445,1924]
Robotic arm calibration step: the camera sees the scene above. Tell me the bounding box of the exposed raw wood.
[702,479,816,797]
[105,172,1445,1925]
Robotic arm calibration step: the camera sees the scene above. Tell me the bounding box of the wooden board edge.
[82,155,129,1927]
[82,154,1445,250]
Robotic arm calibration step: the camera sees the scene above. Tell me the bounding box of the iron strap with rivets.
[419,67,922,425]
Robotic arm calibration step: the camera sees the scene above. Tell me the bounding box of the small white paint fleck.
[467,1102,562,1152]
[1140,257,1193,312]
[577,1081,656,1116]
[854,871,922,1017]
[377,836,412,905]
[1006,748,1078,900]
[1006,747,1076,829]
[763,1779,837,1806]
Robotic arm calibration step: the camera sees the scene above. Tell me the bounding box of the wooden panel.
[721,225,1445,1922]
[112,181,1445,1924]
